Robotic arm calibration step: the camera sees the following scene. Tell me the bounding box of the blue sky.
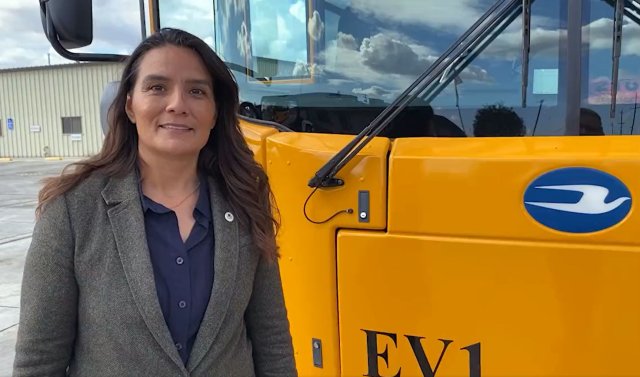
[172,0,640,105]
[250,2,640,111]
[200,0,640,135]
[0,0,141,69]
[4,0,640,134]
[248,0,308,63]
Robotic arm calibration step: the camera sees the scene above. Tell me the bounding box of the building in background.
[0,62,125,158]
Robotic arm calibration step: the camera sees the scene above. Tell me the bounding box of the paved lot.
[0,159,71,377]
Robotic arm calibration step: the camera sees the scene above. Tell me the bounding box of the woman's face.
[126,45,217,161]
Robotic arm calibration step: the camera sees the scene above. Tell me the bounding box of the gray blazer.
[13,170,297,377]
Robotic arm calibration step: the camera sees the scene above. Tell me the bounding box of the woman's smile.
[159,123,194,132]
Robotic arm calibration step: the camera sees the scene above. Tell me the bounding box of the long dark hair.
[37,28,279,261]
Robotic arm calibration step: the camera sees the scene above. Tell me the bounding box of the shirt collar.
[135,168,152,213]
[136,167,210,221]
[193,176,211,222]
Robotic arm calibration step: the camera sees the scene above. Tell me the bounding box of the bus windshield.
[158,0,640,137]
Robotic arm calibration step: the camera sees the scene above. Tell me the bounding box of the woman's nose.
[166,89,188,114]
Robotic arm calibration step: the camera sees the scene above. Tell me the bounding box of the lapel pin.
[225,212,234,222]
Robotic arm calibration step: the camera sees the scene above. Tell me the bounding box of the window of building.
[61,116,82,134]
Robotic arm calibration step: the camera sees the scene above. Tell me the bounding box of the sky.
[0,0,142,69]
[4,1,634,79]
[0,0,512,70]
[4,0,640,135]
[208,1,639,101]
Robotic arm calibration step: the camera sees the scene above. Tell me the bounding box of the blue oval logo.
[524,167,632,233]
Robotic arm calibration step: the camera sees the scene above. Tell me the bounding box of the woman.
[13,28,297,377]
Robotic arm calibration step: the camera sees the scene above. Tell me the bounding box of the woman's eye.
[191,88,206,96]
[148,85,164,92]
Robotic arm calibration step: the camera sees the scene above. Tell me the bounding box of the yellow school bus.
[41,0,640,375]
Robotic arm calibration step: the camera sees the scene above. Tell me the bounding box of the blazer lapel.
[187,176,239,371]
[101,171,185,370]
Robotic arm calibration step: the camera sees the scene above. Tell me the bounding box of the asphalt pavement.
[0,159,71,377]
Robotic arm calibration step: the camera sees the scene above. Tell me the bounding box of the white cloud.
[233,0,247,16]
[330,32,490,82]
[485,27,563,60]
[320,31,491,103]
[218,0,249,58]
[289,1,306,24]
[483,17,640,61]
[326,33,399,85]
[249,3,308,63]
[236,21,251,59]
[337,33,358,50]
[352,85,393,97]
[292,61,309,77]
[308,10,325,41]
[155,0,217,53]
[265,15,308,63]
[223,0,246,19]
[0,1,141,69]
[360,34,424,75]
[373,28,438,61]
[348,0,486,31]
[586,18,640,56]
[328,78,356,86]
[0,2,68,68]
[277,15,293,43]
[352,86,399,102]
[203,36,214,48]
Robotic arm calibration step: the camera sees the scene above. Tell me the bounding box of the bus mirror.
[40,0,93,49]
[39,0,129,62]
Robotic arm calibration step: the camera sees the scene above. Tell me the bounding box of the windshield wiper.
[603,0,640,27]
[611,0,625,119]
[308,0,524,188]
[522,0,532,108]
[423,4,522,104]
[625,0,640,24]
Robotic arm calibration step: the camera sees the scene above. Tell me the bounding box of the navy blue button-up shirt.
[140,178,214,365]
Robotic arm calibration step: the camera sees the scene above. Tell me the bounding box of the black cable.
[303,186,353,224]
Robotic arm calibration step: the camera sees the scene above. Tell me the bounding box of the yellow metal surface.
[239,120,278,166]
[265,132,390,376]
[338,231,640,376]
[148,0,157,32]
[329,135,640,376]
[389,136,640,244]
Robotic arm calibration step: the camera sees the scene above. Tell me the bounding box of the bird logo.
[525,185,630,214]
[524,168,632,233]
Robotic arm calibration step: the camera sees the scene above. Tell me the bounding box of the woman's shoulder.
[37,170,112,222]
[61,169,136,227]
[65,170,111,200]
[59,169,128,219]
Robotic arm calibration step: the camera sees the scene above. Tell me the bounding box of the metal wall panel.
[0,62,124,158]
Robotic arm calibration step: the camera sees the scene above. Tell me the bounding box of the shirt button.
[175,342,183,350]
[178,300,187,309]
[176,257,184,265]
[225,212,234,222]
